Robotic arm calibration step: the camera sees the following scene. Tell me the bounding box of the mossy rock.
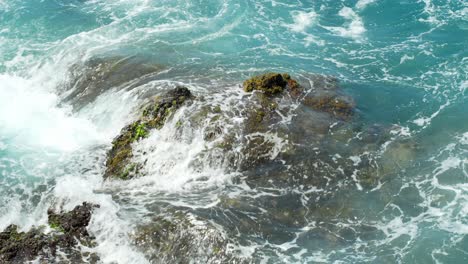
[242,92,282,135]
[0,225,48,263]
[47,202,98,238]
[243,73,292,95]
[104,86,193,180]
[0,203,99,263]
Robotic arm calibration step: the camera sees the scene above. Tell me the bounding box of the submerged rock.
[132,213,247,264]
[237,73,356,169]
[104,86,194,180]
[61,56,165,110]
[303,95,354,120]
[106,72,356,182]
[0,202,99,263]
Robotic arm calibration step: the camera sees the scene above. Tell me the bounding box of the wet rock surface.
[104,86,194,180]
[60,56,165,110]
[303,95,354,120]
[230,73,356,172]
[0,202,99,264]
[243,72,290,95]
[97,72,421,262]
[132,212,248,264]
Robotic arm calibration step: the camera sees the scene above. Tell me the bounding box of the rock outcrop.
[104,86,194,180]
[0,203,99,263]
[133,213,246,264]
[62,56,165,110]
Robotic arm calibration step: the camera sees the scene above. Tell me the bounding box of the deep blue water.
[0,0,467,263]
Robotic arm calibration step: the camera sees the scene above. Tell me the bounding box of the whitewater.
[0,0,467,263]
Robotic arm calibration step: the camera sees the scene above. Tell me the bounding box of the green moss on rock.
[133,122,148,140]
[243,73,289,95]
[104,87,193,180]
[0,203,99,263]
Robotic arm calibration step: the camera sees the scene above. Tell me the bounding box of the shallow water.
[0,0,467,263]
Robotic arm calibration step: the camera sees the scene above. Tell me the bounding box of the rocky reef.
[104,86,194,180]
[0,202,99,263]
[94,71,418,262]
[132,212,247,264]
[103,72,358,181]
[238,73,355,170]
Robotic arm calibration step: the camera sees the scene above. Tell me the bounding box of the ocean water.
[0,0,467,263]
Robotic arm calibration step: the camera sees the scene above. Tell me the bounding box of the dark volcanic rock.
[0,225,47,263]
[0,202,99,264]
[47,202,96,238]
[104,86,194,180]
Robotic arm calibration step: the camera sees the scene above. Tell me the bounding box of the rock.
[0,225,47,263]
[61,56,165,110]
[132,213,247,264]
[303,95,355,120]
[47,202,96,238]
[243,73,292,95]
[104,86,193,180]
[0,202,99,263]
[101,72,357,185]
[183,72,355,174]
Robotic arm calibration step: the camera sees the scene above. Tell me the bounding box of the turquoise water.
[0,0,467,263]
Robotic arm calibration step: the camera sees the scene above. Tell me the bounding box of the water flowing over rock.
[97,72,422,262]
[104,86,194,180]
[60,56,166,110]
[132,213,248,264]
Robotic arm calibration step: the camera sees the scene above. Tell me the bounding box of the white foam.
[349,155,362,166]
[245,132,288,161]
[400,54,415,64]
[0,43,148,262]
[419,0,440,24]
[356,0,376,10]
[51,156,149,263]
[461,80,468,93]
[325,7,366,39]
[304,35,325,47]
[0,0,7,9]
[0,74,105,151]
[289,11,317,33]
[412,100,450,128]
[433,157,462,177]
[130,107,231,192]
[460,132,468,145]
[413,117,431,127]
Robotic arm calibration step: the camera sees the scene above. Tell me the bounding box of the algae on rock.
[0,202,99,264]
[243,73,290,95]
[104,86,194,180]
